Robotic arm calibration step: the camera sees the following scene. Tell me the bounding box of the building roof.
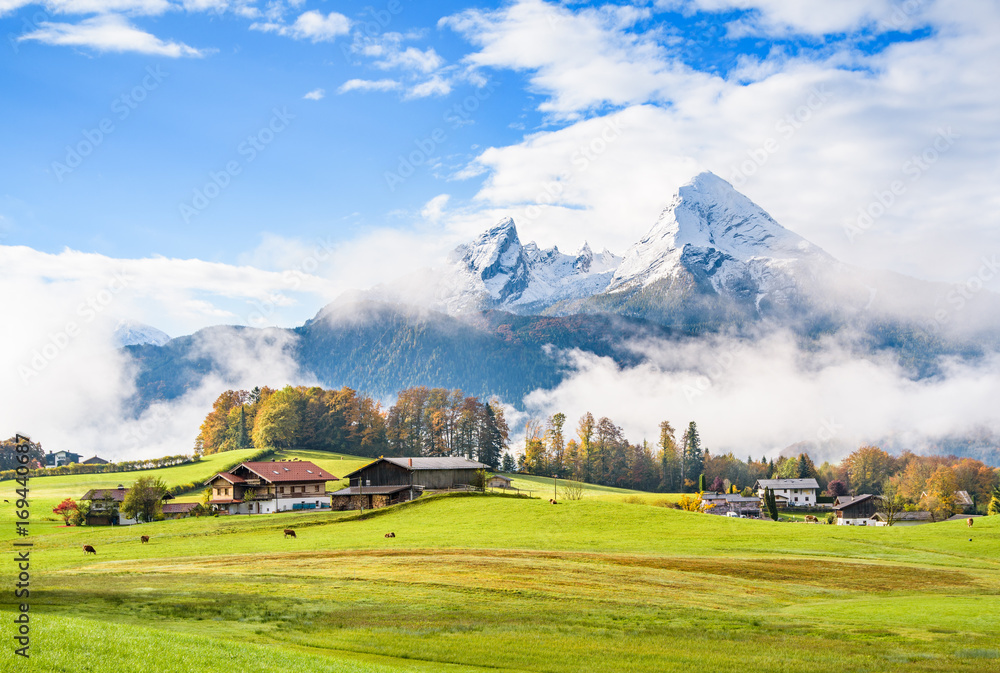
[755,478,820,489]
[81,487,174,502]
[488,474,512,482]
[945,513,982,521]
[833,494,877,511]
[204,460,337,486]
[954,490,974,506]
[330,485,412,496]
[344,456,488,478]
[242,461,337,483]
[872,510,932,522]
[82,456,109,464]
[162,502,198,514]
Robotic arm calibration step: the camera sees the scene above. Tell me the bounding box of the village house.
[330,456,488,511]
[80,485,174,526]
[701,492,762,517]
[204,460,337,515]
[833,494,881,525]
[81,456,109,465]
[753,478,820,507]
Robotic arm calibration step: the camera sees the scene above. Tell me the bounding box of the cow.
[804,515,818,523]
[384,532,395,538]
[83,545,96,554]
[283,529,296,538]
[140,535,150,544]
[967,517,974,528]
[549,499,558,504]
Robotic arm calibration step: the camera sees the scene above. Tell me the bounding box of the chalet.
[46,450,81,467]
[82,456,109,465]
[833,494,880,525]
[754,478,819,507]
[204,460,337,515]
[701,492,762,517]
[81,485,174,526]
[870,510,933,526]
[331,456,488,511]
[487,474,513,489]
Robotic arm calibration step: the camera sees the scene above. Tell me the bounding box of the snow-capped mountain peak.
[608,171,830,294]
[113,320,171,348]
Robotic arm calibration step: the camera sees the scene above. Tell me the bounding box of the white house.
[205,460,338,515]
[754,478,820,507]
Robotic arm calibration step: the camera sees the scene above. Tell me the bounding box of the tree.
[879,478,907,527]
[843,445,893,494]
[121,476,168,523]
[252,386,303,450]
[920,465,960,521]
[0,437,44,471]
[560,480,585,501]
[546,413,567,477]
[763,487,778,521]
[989,484,1000,516]
[681,422,703,491]
[53,498,78,526]
[826,480,847,498]
[70,500,91,527]
[501,452,516,473]
[657,421,680,492]
[576,413,595,482]
[698,473,707,492]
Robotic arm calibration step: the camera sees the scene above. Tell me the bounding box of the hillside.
[1,491,998,672]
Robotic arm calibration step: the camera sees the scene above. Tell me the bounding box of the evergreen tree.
[988,484,1000,516]
[764,487,778,521]
[658,421,679,492]
[501,452,516,473]
[698,473,707,492]
[681,421,703,491]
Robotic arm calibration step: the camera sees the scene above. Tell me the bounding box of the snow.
[113,320,171,348]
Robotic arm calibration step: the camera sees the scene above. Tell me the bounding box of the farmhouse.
[753,478,819,506]
[330,456,488,511]
[701,492,762,517]
[487,474,513,489]
[81,485,174,526]
[833,494,880,525]
[204,460,337,515]
[81,455,109,465]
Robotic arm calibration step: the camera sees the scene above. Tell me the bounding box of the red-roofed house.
[204,460,338,515]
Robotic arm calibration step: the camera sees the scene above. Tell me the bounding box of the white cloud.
[374,45,444,74]
[405,75,452,99]
[421,194,450,222]
[440,0,1000,288]
[18,14,205,56]
[337,78,400,94]
[302,87,325,100]
[525,331,1000,462]
[251,9,350,42]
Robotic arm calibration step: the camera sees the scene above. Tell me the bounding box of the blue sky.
[3,0,1000,458]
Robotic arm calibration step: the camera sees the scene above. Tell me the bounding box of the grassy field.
[2,479,1000,672]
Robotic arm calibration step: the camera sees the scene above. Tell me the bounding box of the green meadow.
[2,457,999,672]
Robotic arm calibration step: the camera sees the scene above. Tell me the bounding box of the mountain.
[123,171,1000,413]
[113,320,171,348]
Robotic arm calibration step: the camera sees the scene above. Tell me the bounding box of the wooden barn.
[487,474,513,489]
[833,494,880,525]
[330,457,488,511]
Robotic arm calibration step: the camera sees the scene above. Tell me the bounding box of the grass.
[3,457,1000,672]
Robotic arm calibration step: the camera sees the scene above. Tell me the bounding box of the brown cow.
[83,545,96,554]
[140,535,150,544]
[384,532,395,538]
[804,515,818,523]
[283,529,296,538]
[549,499,558,504]
[967,517,974,528]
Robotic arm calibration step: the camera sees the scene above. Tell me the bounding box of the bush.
[825,512,836,525]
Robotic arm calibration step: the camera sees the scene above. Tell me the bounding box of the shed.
[329,485,412,511]
[335,457,489,511]
[162,502,199,519]
[487,474,513,489]
[870,510,933,526]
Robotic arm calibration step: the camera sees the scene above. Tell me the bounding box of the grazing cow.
[804,515,818,523]
[967,518,974,528]
[83,545,96,554]
[384,532,395,538]
[283,529,296,538]
[140,535,150,544]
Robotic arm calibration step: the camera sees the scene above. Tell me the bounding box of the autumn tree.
[576,412,595,482]
[920,465,960,521]
[989,484,1000,516]
[252,386,303,449]
[843,445,893,494]
[658,421,680,492]
[53,498,78,526]
[546,413,567,477]
[879,477,907,526]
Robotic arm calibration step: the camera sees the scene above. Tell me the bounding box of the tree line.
[195,385,510,469]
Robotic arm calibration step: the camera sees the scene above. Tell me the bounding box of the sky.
[3,0,1000,459]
